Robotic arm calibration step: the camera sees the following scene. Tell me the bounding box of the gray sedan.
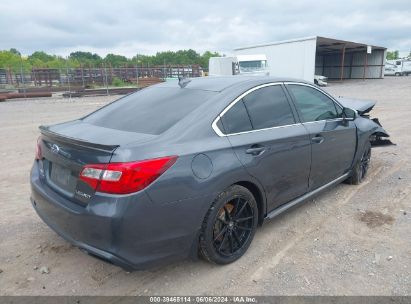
[30,76,390,269]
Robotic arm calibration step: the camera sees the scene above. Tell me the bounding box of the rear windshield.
[83,87,214,135]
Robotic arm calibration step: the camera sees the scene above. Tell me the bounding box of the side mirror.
[342,107,356,121]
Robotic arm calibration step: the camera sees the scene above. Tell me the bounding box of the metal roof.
[316,36,386,54]
[234,36,386,52]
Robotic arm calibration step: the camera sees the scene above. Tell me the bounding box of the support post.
[380,50,385,78]
[19,55,27,98]
[103,63,109,96]
[340,44,346,81]
[65,58,71,99]
[81,63,85,88]
[363,51,368,80]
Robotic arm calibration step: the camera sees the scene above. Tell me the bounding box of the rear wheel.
[347,142,371,185]
[199,185,258,264]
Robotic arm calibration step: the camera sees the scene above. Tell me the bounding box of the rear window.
[83,87,214,135]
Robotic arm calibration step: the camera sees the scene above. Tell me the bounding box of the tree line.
[0,48,221,72]
[2,48,408,73]
[386,50,411,60]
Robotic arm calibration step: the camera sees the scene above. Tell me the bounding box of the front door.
[285,83,357,190]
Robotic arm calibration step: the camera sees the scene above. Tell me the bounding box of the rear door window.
[242,85,295,129]
[218,84,296,135]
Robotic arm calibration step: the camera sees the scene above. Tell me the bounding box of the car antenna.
[178,76,191,88]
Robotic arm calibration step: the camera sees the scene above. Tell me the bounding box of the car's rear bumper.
[30,161,209,270]
[31,196,136,270]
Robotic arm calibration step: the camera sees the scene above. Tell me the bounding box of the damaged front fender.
[369,118,394,147]
[338,97,394,147]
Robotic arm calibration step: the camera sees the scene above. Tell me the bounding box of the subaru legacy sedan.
[30,76,390,269]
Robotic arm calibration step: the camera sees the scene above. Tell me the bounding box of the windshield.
[83,87,215,135]
[238,60,267,73]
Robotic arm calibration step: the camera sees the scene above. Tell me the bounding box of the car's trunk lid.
[39,121,155,205]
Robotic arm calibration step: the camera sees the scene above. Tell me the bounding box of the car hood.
[337,97,376,115]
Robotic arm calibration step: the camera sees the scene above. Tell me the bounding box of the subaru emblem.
[51,144,60,154]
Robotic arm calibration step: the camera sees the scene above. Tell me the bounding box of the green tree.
[200,51,221,70]
[386,50,399,60]
[69,51,102,66]
[131,54,155,66]
[9,48,21,56]
[0,48,219,73]
[0,50,30,72]
[104,53,129,67]
[28,51,55,63]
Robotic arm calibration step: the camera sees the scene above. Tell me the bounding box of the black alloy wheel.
[199,185,258,264]
[359,145,371,180]
[347,141,372,185]
[213,197,254,257]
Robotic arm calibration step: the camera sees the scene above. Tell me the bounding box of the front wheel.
[199,185,258,264]
[347,142,371,185]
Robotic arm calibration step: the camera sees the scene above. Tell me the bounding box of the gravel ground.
[0,77,410,295]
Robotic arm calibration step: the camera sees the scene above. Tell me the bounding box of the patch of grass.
[111,77,128,87]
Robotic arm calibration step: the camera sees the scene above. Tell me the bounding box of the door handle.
[311,135,324,144]
[245,145,266,156]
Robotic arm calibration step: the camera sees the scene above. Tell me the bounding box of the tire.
[347,141,371,185]
[199,185,258,264]
[314,79,318,85]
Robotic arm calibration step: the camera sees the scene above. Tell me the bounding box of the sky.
[0,0,410,57]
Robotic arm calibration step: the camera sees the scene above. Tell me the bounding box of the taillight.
[79,156,178,194]
[35,137,42,160]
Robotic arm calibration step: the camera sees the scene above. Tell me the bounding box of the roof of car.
[156,76,308,92]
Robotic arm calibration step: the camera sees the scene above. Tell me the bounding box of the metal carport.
[315,36,386,80]
[234,36,387,82]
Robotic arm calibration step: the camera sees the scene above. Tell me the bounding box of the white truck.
[209,55,269,76]
[386,59,411,76]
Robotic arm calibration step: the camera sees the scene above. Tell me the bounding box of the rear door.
[216,83,311,211]
[285,83,357,190]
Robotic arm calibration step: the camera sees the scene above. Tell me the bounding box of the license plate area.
[49,162,77,195]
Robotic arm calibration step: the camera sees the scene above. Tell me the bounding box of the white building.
[234,36,386,82]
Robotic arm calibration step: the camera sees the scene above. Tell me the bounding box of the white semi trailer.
[209,55,269,76]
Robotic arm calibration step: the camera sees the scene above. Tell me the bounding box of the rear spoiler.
[39,125,119,152]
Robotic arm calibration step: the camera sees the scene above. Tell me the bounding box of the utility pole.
[135,54,139,88]
[65,57,71,99]
[163,59,166,79]
[80,62,85,88]
[103,62,109,96]
[19,55,27,98]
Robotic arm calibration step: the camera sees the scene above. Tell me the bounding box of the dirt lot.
[0,77,410,296]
